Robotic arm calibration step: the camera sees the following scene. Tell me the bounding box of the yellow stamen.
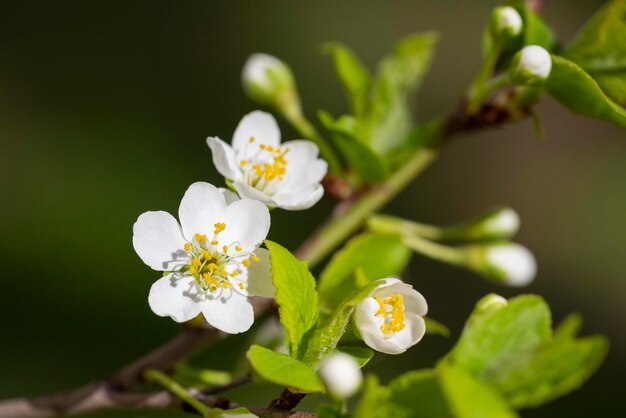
[201,249,212,260]
[240,160,247,166]
[223,245,229,253]
[238,282,245,290]
[231,270,239,278]
[235,245,242,252]
[252,255,260,262]
[211,240,219,246]
[194,234,207,243]
[184,243,192,251]
[375,294,406,335]
[249,136,255,143]
[242,259,251,267]
[223,281,230,289]
[191,258,202,267]
[189,266,197,274]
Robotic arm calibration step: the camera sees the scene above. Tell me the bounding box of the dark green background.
[1,1,624,416]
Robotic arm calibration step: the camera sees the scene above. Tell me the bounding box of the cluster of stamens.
[239,137,289,192]
[375,294,406,335]
[180,222,260,294]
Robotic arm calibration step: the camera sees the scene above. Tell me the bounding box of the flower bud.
[510,45,552,85]
[242,53,301,114]
[440,207,520,242]
[468,243,537,286]
[475,293,508,313]
[319,352,363,399]
[490,6,523,39]
[355,278,428,355]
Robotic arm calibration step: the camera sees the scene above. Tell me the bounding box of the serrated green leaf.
[439,365,519,418]
[366,33,438,154]
[266,240,318,359]
[318,111,387,184]
[318,233,411,313]
[335,346,374,368]
[546,55,626,127]
[564,0,626,104]
[446,295,552,377]
[489,336,609,408]
[324,43,371,116]
[387,369,450,418]
[246,345,324,393]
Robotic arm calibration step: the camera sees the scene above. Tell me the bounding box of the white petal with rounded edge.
[220,199,270,251]
[148,274,203,323]
[280,140,327,190]
[179,182,227,239]
[201,291,254,334]
[375,280,428,317]
[272,184,324,210]
[246,248,275,298]
[133,211,188,271]
[206,137,240,181]
[232,181,275,205]
[232,111,281,157]
[218,188,240,205]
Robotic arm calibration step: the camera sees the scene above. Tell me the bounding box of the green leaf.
[424,317,451,338]
[246,345,324,393]
[214,407,258,418]
[517,3,557,50]
[366,33,438,154]
[335,346,374,368]
[266,240,319,359]
[386,369,450,418]
[318,233,411,313]
[545,55,626,127]
[438,365,519,418]
[354,375,395,418]
[324,43,371,116]
[317,404,348,418]
[489,336,609,408]
[445,295,552,377]
[553,313,583,341]
[318,111,387,184]
[564,0,626,104]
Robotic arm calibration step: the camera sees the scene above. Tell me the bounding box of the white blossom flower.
[319,352,363,398]
[355,278,428,355]
[132,182,274,334]
[510,45,552,85]
[207,111,327,210]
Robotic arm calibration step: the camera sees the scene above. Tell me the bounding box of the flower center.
[180,222,259,293]
[239,136,289,195]
[375,294,406,335]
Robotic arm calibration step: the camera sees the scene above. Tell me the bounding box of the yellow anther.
[184,243,192,251]
[213,222,226,234]
[223,245,229,253]
[231,270,239,278]
[210,285,217,292]
[242,259,251,267]
[260,144,266,150]
[202,272,212,284]
[235,245,242,252]
[191,258,202,267]
[223,281,230,289]
[211,240,219,246]
[201,249,212,260]
[207,263,218,271]
[252,255,260,262]
[375,294,406,335]
[266,145,274,152]
[194,234,207,243]
[189,266,197,274]
[249,136,255,143]
[238,282,245,290]
[240,160,247,166]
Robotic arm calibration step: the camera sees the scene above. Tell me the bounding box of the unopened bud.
[490,6,523,39]
[319,352,363,399]
[242,53,301,115]
[510,45,552,85]
[468,243,537,286]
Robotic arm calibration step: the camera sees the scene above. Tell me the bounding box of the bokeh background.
[1,1,624,416]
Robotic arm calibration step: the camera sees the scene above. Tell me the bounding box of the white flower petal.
[386,314,426,350]
[221,199,270,250]
[219,188,240,205]
[272,184,324,210]
[206,137,240,181]
[201,291,254,334]
[179,182,227,239]
[281,140,327,190]
[148,274,203,322]
[375,281,428,317]
[232,181,275,205]
[246,248,275,298]
[232,111,281,156]
[133,211,188,271]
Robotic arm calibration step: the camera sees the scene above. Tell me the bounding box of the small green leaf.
[335,346,374,368]
[323,43,371,116]
[424,317,450,338]
[387,369,450,418]
[553,313,583,341]
[214,407,258,418]
[546,55,626,127]
[445,295,552,377]
[246,345,324,393]
[518,3,557,50]
[354,375,395,418]
[489,336,609,408]
[318,111,387,184]
[438,365,519,418]
[318,233,411,313]
[317,404,348,418]
[266,240,319,359]
[564,0,626,104]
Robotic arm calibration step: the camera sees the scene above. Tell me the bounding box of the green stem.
[144,368,211,416]
[367,214,444,240]
[282,108,343,176]
[402,235,467,266]
[467,41,503,114]
[297,147,438,267]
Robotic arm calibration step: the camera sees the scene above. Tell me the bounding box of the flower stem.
[144,368,210,416]
[402,235,468,266]
[297,147,438,267]
[367,214,444,241]
[466,41,503,114]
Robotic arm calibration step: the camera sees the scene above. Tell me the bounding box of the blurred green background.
[1,1,624,416]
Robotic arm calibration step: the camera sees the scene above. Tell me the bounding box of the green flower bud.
[510,45,552,86]
[467,243,537,286]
